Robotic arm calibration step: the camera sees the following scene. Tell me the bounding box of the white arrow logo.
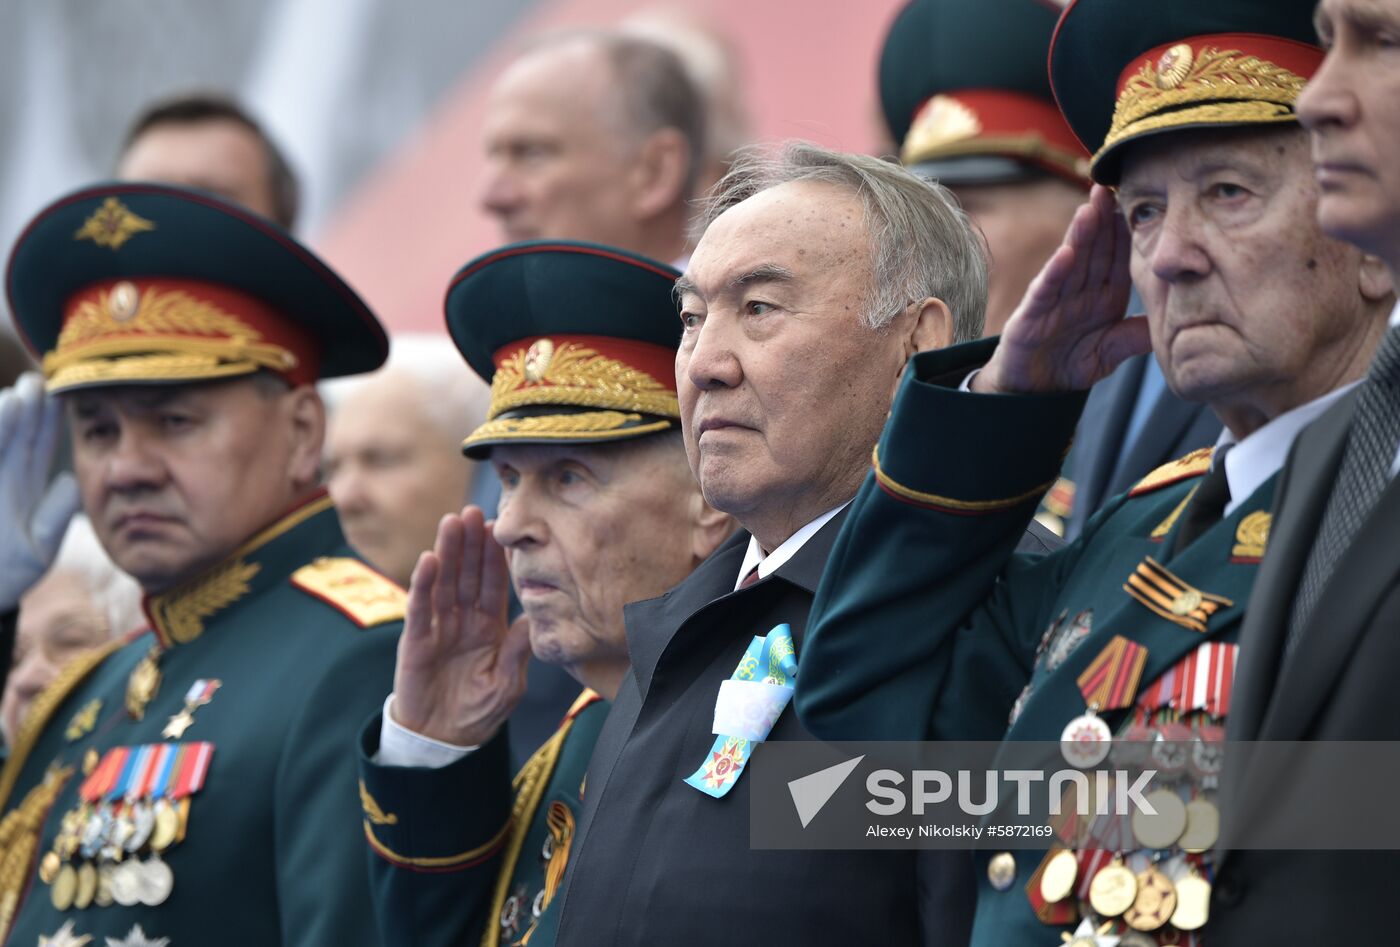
[787,755,865,828]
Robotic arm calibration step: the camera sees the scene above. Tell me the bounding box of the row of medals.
[1048,715,1223,943]
[37,794,182,911]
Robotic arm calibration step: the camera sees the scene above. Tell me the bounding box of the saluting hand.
[973,184,1152,395]
[0,373,80,612]
[390,506,532,747]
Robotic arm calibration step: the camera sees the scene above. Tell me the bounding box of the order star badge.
[105,924,170,947]
[39,920,92,947]
[1061,918,1120,947]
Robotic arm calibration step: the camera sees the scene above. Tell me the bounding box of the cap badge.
[107,281,141,323]
[73,197,156,251]
[902,95,983,163]
[1156,44,1195,90]
[524,338,556,383]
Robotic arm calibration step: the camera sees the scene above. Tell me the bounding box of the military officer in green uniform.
[880,0,1089,338]
[0,182,404,945]
[355,241,731,947]
[797,1,1395,943]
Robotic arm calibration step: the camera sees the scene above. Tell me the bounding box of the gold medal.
[39,851,61,885]
[74,862,97,910]
[150,802,179,852]
[1132,788,1187,849]
[125,647,162,720]
[987,851,1016,891]
[50,864,77,910]
[1123,865,1177,932]
[1038,849,1079,903]
[1087,859,1138,917]
[1179,797,1220,853]
[1170,871,1211,930]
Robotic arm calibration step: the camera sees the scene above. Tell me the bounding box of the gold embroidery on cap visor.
[41,286,299,393]
[464,339,678,448]
[462,411,674,450]
[1093,45,1307,175]
[486,340,679,420]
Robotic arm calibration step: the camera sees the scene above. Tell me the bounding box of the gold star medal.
[163,679,220,739]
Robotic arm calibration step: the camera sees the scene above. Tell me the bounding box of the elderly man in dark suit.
[1221,0,1400,939]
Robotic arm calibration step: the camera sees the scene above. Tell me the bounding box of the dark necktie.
[739,564,761,589]
[1287,324,1400,652]
[1172,452,1232,553]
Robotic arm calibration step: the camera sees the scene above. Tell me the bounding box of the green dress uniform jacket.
[797,340,1274,945]
[358,690,608,947]
[0,493,403,946]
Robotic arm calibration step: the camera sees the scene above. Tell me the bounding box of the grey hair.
[319,333,491,442]
[521,30,707,202]
[49,515,145,638]
[696,141,988,342]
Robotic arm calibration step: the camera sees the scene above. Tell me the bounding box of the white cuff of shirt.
[958,369,980,393]
[374,694,480,769]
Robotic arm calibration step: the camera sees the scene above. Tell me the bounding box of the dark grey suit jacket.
[1215,389,1400,942]
[545,509,1056,946]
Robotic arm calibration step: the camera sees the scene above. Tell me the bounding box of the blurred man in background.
[479,30,704,266]
[118,93,300,229]
[323,334,491,589]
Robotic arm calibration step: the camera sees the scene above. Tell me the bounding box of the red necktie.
[739,565,761,588]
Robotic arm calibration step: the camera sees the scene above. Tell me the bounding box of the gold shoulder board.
[1128,447,1213,498]
[290,557,406,628]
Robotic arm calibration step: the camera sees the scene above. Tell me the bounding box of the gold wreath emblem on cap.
[1156,44,1195,89]
[524,338,556,383]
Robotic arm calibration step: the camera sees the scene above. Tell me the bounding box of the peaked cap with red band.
[879,0,1088,186]
[1049,0,1323,183]
[444,240,682,459]
[6,182,387,393]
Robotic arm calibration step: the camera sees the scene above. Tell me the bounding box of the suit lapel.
[623,531,748,699]
[1076,355,1146,514]
[1229,393,1355,741]
[1262,466,1400,739]
[622,508,850,699]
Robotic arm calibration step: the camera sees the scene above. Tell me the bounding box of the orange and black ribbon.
[1123,558,1233,633]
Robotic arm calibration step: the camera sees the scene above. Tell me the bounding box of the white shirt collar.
[1216,381,1360,516]
[734,504,848,590]
[1390,299,1400,329]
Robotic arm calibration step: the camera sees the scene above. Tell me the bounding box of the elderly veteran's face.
[66,377,324,592]
[676,180,912,544]
[1118,126,1390,424]
[490,438,715,685]
[1297,0,1400,264]
[2,570,112,745]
